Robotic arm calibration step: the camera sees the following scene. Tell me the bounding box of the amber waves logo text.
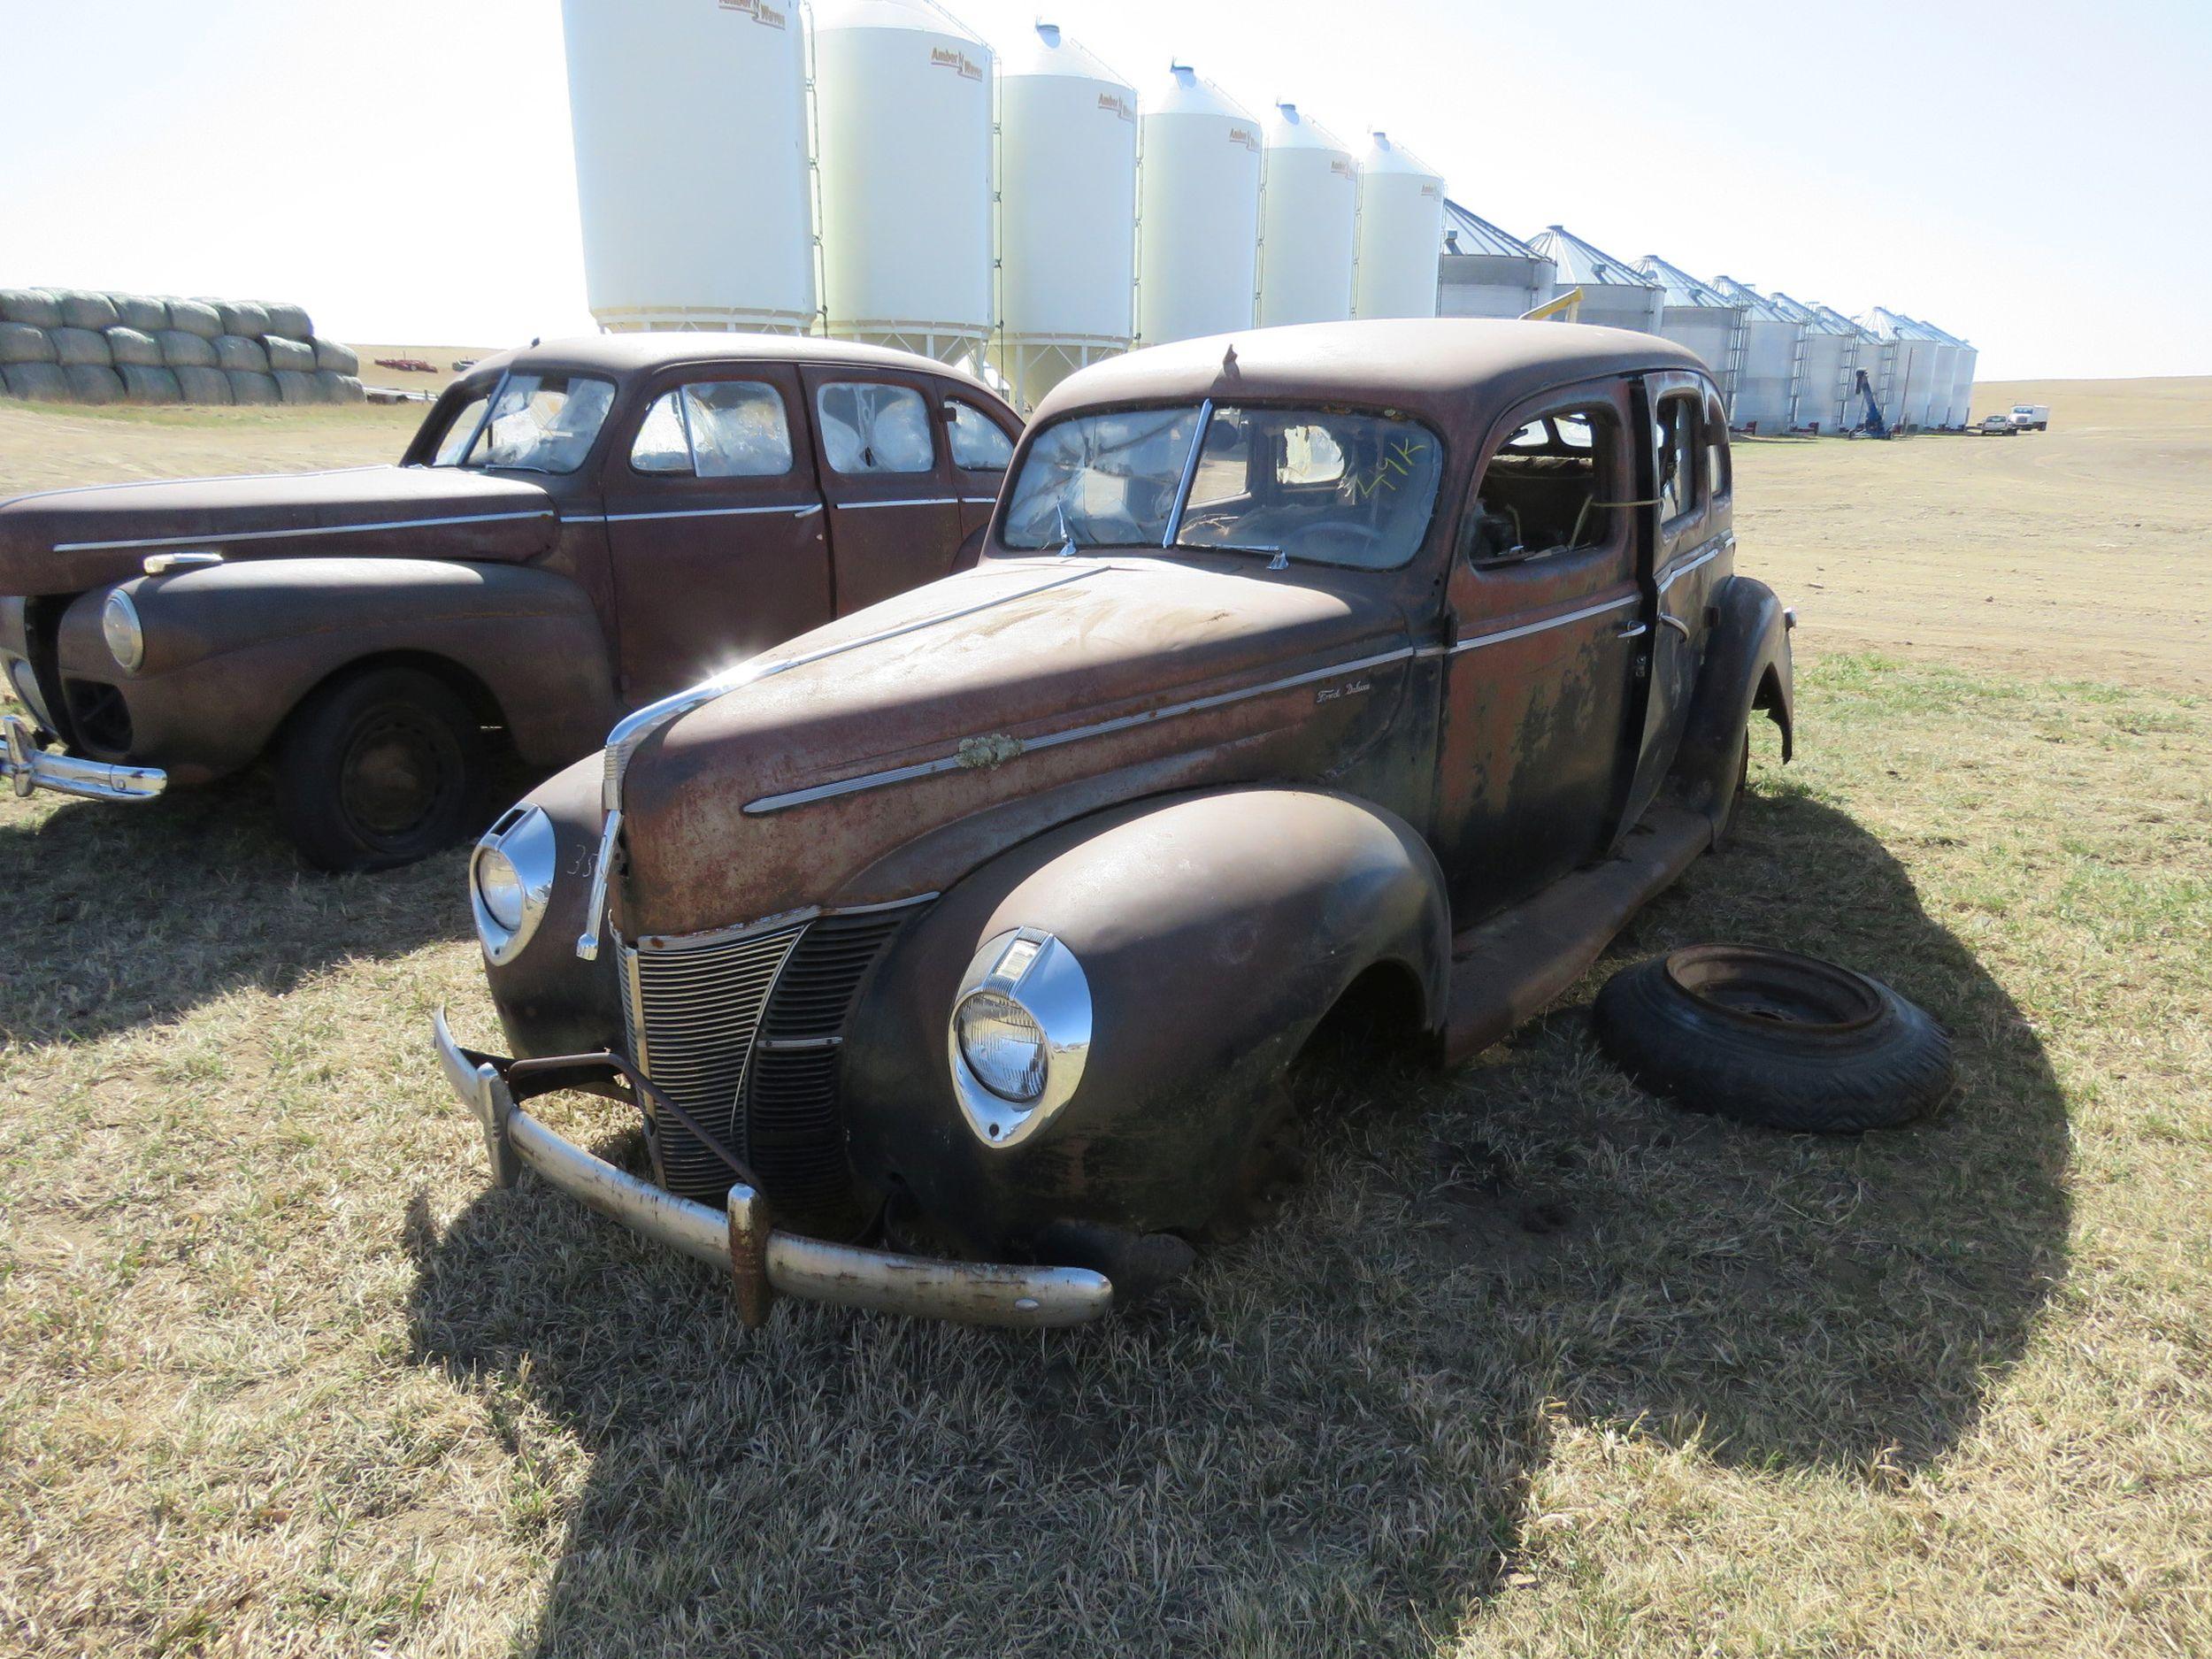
[718,0,788,25]
[931,45,985,80]
[1098,91,1134,122]
[1227,125,1259,152]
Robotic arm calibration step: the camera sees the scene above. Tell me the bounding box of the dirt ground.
[0,374,2206,1656]
[1742,377,2212,692]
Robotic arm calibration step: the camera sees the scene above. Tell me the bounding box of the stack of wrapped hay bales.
[0,288,365,406]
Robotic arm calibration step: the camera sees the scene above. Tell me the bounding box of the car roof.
[472,332,1006,397]
[1030,319,1710,434]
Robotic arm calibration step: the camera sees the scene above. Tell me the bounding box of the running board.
[1443,804,1714,1064]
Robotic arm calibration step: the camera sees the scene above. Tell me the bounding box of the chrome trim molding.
[1657,538,1726,593]
[743,642,1418,816]
[567,502,825,526]
[837,496,958,511]
[54,508,557,554]
[142,550,223,574]
[3,714,165,802]
[949,928,1093,1149]
[430,1010,1113,1328]
[1449,594,1640,655]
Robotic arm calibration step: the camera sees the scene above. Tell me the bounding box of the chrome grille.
[621,922,804,1203]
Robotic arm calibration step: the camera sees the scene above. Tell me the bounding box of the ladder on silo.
[1784,321,1810,431]
[1722,310,1748,423]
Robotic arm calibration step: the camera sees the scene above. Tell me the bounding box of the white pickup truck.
[2008,403,2051,432]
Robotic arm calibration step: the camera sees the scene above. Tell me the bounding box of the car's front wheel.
[273,664,487,872]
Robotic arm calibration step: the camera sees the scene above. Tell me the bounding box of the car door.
[940,387,1019,550]
[597,365,833,705]
[800,365,963,615]
[1433,377,1651,922]
[1617,370,1725,833]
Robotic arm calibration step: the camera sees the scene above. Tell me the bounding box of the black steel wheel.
[273,664,487,872]
[1594,945,1953,1133]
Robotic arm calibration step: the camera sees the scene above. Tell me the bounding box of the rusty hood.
[0,465,557,596]
[616,553,1415,939]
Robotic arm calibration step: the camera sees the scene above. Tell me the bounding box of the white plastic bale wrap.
[111,294,169,332]
[210,299,270,339]
[312,369,365,403]
[119,364,183,404]
[106,326,163,366]
[0,324,58,365]
[58,290,119,331]
[262,301,313,341]
[214,334,268,373]
[167,298,222,338]
[227,369,280,405]
[0,289,63,329]
[263,334,316,373]
[157,329,218,368]
[273,368,317,405]
[50,327,113,366]
[3,363,71,400]
[64,364,125,403]
[173,365,233,404]
[311,336,359,375]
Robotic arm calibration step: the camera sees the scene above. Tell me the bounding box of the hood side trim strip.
[54,508,556,554]
[742,644,1418,816]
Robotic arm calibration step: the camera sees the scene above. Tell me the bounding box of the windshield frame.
[998,396,1450,572]
[419,366,619,476]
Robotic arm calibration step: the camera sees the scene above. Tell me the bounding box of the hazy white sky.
[3,0,2204,380]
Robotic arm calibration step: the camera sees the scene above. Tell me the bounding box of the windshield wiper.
[1172,540,1288,569]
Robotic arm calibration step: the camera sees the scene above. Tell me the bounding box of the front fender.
[1670,572,1793,827]
[55,557,618,780]
[841,787,1451,1253]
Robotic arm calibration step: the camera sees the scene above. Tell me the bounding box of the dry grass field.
[0,378,2207,1656]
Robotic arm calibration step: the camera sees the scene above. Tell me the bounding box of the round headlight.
[955,990,1048,1102]
[475,847,526,933]
[102,590,144,673]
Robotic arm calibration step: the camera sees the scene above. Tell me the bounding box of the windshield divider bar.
[1161,397,1214,549]
[457,371,505,467]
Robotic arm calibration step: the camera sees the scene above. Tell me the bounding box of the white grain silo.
[1768,291,1858,434]
[1818,304,1896,431]
[1710,277,1801,433]
[1638,256,1747,415]
[1525,227,1663,334]
[1351,132,1445,319]
[814,0,994,364]
[1437,201,1555,319]
[560,0,814,332]
[1907,317,1963,429]
[993,22,1137,408]
[1256,103,1357,327]
[1858,309,1937,431]
[1134,65,1263,347]
[1931,323,1978,426]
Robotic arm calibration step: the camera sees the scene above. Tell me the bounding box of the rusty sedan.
[433,319,1795,1328]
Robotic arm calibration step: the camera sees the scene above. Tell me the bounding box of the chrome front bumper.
[3,714,165,802]
[431,1010,1113,1330]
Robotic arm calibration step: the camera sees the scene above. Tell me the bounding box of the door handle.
[1617,621,1649,639]
[1659,612,1692,639]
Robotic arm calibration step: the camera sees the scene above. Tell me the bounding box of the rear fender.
[1670,573,1793,827]
[840,787,1450,1252]
[55,557,617,780]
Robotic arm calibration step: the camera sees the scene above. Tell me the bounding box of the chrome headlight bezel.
[470,803,558,965]
[101,590,144,674]
[948,927,1091,1150]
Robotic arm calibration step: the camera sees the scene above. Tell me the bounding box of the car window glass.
[947,400,1014,471]
[473,373,615,473]
[1706,417,1732,501]
[817,380,933,474]
[1002,406,1202,549]
[1176,406,1441,570]
[429,395,488,465]
[684,381,793,477]
[1463,407,1623,565]
[631,392,690,474]
[1655,395,1700,524]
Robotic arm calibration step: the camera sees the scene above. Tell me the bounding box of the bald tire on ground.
[1594,948,1954,1133]
[273,665,486,872]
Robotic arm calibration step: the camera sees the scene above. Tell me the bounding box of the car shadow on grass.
[0,771,474,1045]
[403,789,2070,1657]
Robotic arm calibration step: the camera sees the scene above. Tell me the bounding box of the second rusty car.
[434,319,1795,1328]
[0,335,1019,868]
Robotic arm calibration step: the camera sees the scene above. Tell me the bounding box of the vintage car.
[0,335,1019,868]
[432,319,1796,1329]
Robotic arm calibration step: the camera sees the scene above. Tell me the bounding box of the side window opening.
[947,400,1015,472]
[818,380,934,475]
[1706,408,1732,503]
[429,394,488,465]
[1655,394,1701,525]
[629,380,794,478]
[1462,407,1622,565]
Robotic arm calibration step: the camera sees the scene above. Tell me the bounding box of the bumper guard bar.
[4,715,165,802]
[432,1010,1112,1330]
